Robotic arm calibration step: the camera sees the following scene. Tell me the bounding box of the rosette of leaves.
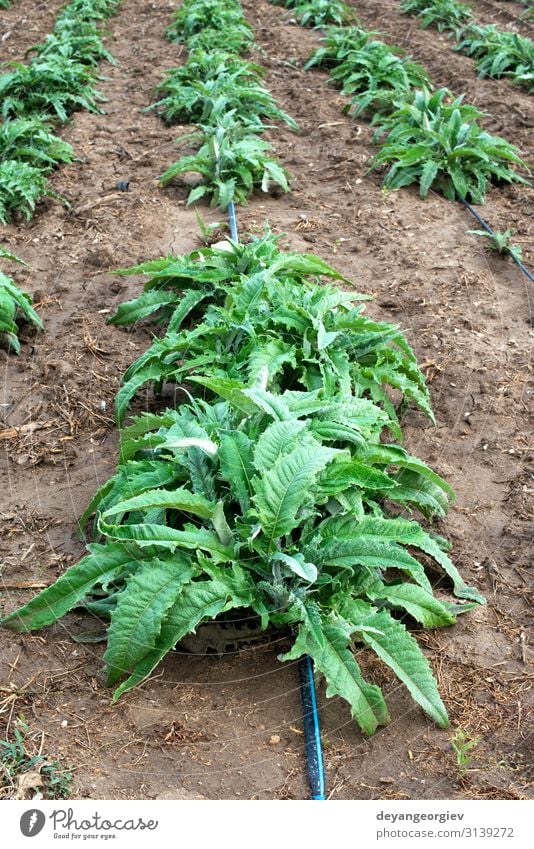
[159,117,289,209]
[166,0,254,54]
[308,37,431,118]
[186,22,253,54]
[400,0,473,35]
[29,26,115,68]
[371,88,529,202]
[35,0,121,75]
[1,394,482,730]
[0,57,104,122]
[0,118,75,171]
[272,0,352,28]
[0,251,42,353]
[148,57,297,130]
[107,233,433,428]
[469,227,524,264]
[455,26,534,92]
[148,51,262,123]
[54,0,122,26]
[158,50,262,87]
[305,26,379,69]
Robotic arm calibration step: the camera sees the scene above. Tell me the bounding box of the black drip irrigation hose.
[298,656,327,800]
[460,197,534,283]
[225,201,326,801]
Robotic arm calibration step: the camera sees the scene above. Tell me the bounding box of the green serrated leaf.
[253,443,339,547]
[283,609,389,735]
[112,576,252,700]
[1,543,137,632]
[104,556,194,685]
[355,608,449,727]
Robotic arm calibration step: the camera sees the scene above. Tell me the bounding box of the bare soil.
[0,0,532,800]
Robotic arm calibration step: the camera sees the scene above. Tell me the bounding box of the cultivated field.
[0,0,532,800]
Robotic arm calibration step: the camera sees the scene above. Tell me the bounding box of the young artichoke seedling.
[469,227,524,264]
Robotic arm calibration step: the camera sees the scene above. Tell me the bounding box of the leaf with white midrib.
[108,290,182,326]
[102,487,215,520]
[253,419,307,472]
[369,582,456,628]
[219,430,254,511]
[98,521,234,562]
[319,537,433,592]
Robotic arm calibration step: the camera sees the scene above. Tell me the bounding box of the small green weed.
[194,210,221,244]
[0,720,73,800]
[450,727,481,779]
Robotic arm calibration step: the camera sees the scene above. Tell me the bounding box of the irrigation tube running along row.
[232,196,327,801]
[157,0,325,796]
[162,0,326,800]
[268,2,534,282]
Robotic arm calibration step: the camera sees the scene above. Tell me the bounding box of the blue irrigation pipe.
[461,198,534,283]
[226,201,326,801]
[298,656,327,800]
[227,200,239,242]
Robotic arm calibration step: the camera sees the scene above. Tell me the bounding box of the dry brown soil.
[0,0,532,800]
